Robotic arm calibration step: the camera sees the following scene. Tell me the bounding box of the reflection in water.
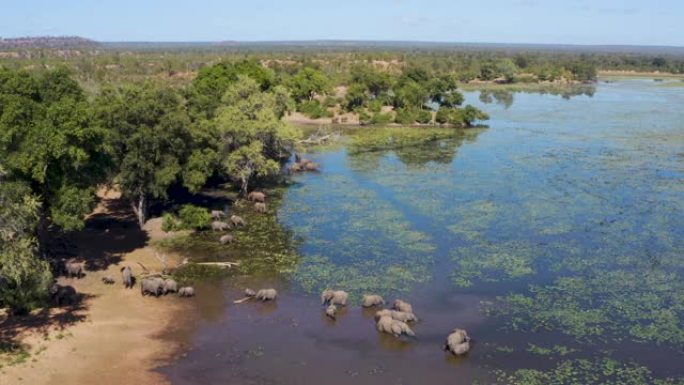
[161,80,684,384]
[478,84,596,108]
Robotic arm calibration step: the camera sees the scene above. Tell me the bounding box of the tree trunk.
[37,209,49,258]
[131,193,147,229]
[240,177,249,197]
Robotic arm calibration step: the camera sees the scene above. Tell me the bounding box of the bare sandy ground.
[1,189,192,385]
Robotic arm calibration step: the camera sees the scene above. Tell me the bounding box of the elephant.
[230,215,246,227]
[101,275,115,285]
[303,162,319,172]
[255,288,278,301]
[219,234,234,244]
[121,266,133,288]
[321,289,348,306]
[288,163,302,173]
[163,278,178,294]
[325,303,338,320]
[254,202,267,213]
[443,328,471,356]
[374,309,418,323]
[294,153,302,163]
[212,221,231,232]
[50,284,77,306]
[64,261,84,278]
[362,294,384,308]
[247,191,266,203]
[393,299,414,314]
[244,288,256,297]
[140,277,164,297]
[211,210,226,220]
[376,316,415,337]
[178,287,195,297]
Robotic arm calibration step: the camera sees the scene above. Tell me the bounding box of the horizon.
[3,0,683,47]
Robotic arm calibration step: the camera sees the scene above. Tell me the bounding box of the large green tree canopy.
[96,82,215,227]
[0,68,109,235]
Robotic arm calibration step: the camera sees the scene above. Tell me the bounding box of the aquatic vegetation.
[157,189,301,277]
[489,358,684,385]
[348,127,463,154]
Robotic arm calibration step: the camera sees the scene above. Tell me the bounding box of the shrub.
[177,204,211,230]
[394,107,417,125]
[162,212,183,232]
[371,112,393,125]
[298,100,330,119]
[416,110,433,124]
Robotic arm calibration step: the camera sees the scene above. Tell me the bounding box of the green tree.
[289,67,330,103]
[96,82,211,227]
[0,177,53,314]
[213,76,300,194]
[0,68,110,250]
[187,60,276,119]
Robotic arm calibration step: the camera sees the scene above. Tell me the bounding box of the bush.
[177,204,212,230]
[371,112,393,125]
[162,212,183,232]
[435,107,451,124]
[416,110,433,124]
[322,96,337,108]
[368,99,382,113]
[394,107,417,125]
[298,100,330,119]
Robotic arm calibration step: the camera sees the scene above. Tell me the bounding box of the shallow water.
[160,79,684,384]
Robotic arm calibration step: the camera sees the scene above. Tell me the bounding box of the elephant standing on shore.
[247,191,266,203]
[212,221,231,232]
[219,234,234,244]
[50,284,77,306]
[254,202,266,213]
[140,277,164,297]
[362,294,384,307]
[64,261,84,279]
[230,215,246,227]
[121,266,133,288]
[179,287,195,297]
[163,278,178,294]
[211,210,226,220]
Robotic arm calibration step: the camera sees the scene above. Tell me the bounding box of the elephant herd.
[50,259,196,308]
[235,286,472,357]
[210,190,269,245]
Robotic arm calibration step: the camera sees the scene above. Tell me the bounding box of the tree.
[187,60,275,119]
[96,82,209,227]
[213,76,300,194]
[496,59,519,83]
[0,68,110,251]
[393,80,428,109]
[289,67,330,103]
[0,177,53,314]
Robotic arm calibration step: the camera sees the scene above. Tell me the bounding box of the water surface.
[161,79,684,384]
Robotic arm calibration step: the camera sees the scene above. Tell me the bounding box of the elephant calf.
[101,275,115,285]
[163,278,178,294]
[443,328,471,356]
[140,277,164,297]
[219,234,234,244]
[254,202,267,213]
[362,294,384,307]
[64,261,84,279]
[121,266,133,288]
[325,303,338,320]
[376,316,415,338]
[393,299,414,314]
[212,221,231,232]
[178,287,195,297]
[321,289,348,306]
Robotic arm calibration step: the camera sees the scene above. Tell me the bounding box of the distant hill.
[0,36,100,49]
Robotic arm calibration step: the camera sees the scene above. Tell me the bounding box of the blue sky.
[2,0,682,46]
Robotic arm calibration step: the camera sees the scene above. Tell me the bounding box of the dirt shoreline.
[1,189,193,385]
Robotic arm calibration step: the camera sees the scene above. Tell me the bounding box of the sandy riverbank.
[1,189,193,385]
